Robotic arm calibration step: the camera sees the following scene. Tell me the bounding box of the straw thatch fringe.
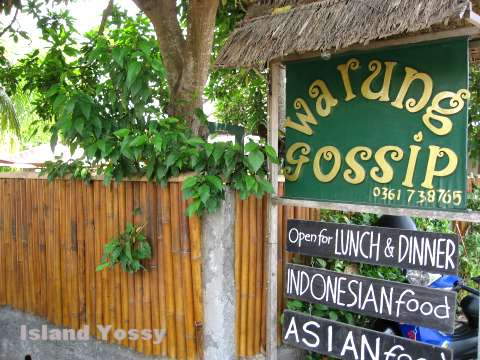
[216,0,471,68]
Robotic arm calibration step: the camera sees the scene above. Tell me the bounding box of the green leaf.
[264,144,279,163]
[259,178,274,193]
[328,311,338,321]
[244,141,258,153]
[96,262,110,272]
[186,200,201,217]
[186,137,205,147]
[79,101,92,120]
[182,176,198,190]
[205,175,223,191]
[74,118,84,135]
[198,184,210,204]
[247,150,264,172]
[52,94,67,114]
[126,61,142,88]
[130,135,147,147]
[114,128,130,137]
[112,47,126,66]
[245,175,256,191]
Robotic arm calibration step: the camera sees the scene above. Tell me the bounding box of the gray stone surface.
[201,190,236,360]
[277,345,305,360]
[0,306,165,360]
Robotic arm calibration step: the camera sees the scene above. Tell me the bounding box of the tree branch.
[185,0,219,88]
[98,0,114,36]
[133,0,186,90]
[0,7,19,38]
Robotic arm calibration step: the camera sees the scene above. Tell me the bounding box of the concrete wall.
[201,190,236,360]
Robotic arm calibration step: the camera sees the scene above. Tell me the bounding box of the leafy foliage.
[205,68,267,134]
[0,86,19,136]
[469,64,480,160]
[3,6,279,216]
[96,222,152,273]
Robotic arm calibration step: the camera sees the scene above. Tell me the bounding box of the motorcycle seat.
[460,294,479,328]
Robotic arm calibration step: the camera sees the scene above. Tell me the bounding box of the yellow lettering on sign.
[370,146,404,184]
[361,60,397,102]
[343,146,372,184]
[391,67,433,113]
[421,146,458,189]
[422,89,470,136]
[285,142,311,181]
[402,145,422,188]
[313,146,341,182]
[308,80,338,117]
[284,98,317,135]
[337,58,360,101]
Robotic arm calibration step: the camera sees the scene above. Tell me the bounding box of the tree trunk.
[133,0,219,137]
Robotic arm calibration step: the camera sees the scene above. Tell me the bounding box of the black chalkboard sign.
[283,310,453,360]
[285,264,456,333]
[286,220,459,275]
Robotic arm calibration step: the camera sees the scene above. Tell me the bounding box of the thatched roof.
[216,0,474,68]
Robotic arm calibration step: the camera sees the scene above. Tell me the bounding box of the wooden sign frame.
[285,264,457,333]
[282,310,453,360]
[265,30,480,360]
[286,219,459,275]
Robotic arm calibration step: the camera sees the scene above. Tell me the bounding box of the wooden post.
[266,61,284,359]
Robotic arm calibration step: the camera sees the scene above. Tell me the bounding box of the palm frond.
[0,86,20,137]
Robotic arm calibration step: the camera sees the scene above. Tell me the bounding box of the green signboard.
[284,38,470,210]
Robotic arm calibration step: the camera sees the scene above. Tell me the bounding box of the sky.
[2,0,140,62]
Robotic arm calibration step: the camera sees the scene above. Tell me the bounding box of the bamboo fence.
[0,175,203,359]
[0,173,473,358]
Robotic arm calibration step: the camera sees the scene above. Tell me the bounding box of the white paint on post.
[201,190,236,360]
[266,61,284,360]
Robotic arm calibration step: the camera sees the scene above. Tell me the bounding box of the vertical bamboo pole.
[104,183,114,342]
[247,196,258,356]
[133,182,144,354]
[239,196,250,356]
[170,183,187,360]
[254,196,264,352]
[76,181,87,327]
[2,180,10,306]
[60,180,70,326]
[94,181,104,337]
[24,180,33,314]
[118,181,130,348]
[266,61,282,360]
[69,181,80,330]
[37,180,48,317]
[112,182,123,345]
[0,180,5,305]
[155,184,167,357]
[84,181,96,336]
[9,179,17,309]
[52,180,62,325]
[45,181,56,323]
[32,180,42,315]
[188,206,203,359]
[160,185,176,358]
[147,182,162,356]
[16,179,26,311]
[179,191,196,360]
[234,192,242,355]
[125,181,136,350]
[261,195,268,352]
[140,182,153,355]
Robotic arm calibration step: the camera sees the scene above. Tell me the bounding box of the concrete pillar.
[201,190,236,360]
